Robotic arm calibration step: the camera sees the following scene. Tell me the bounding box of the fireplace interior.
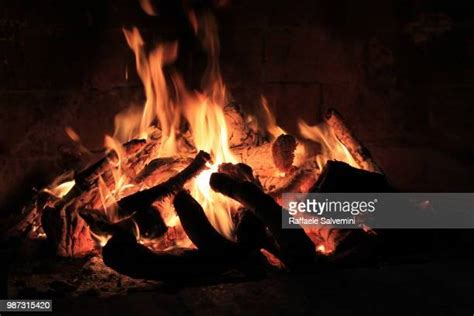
[0,0,473,315]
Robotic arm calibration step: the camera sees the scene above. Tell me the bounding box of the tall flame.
[118,14,238,241]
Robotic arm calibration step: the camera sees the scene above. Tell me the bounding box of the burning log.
[125,128,164,175]
[41,151,209,257]
[41,204,95,257]
[0,202,41,241]
[173,191,240,254]
[102,229,239,281]
[209,172,316,269]
[232,139,302,192]
[131,205,168,239]
[232,142,275,173]
[218,162,262,187]
[101,218,268,282]
[272,134,297,173]
[310,160,393,193]
[134,157,192,187]
[235,210,274,252]
[75,138,147,190]
[117,150,211,216]
[269,169,319,200]
[224,103,263,148]
[325,109,381,173]
[0,189,71,241]
[308,161,392,263]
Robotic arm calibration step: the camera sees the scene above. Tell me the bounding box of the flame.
[138,0,157,16]
[116,14,238,243]
[259,96,286,139]
[65,126,81,142]
[298,120,359,170]
[304,227,338,256]
[44,179,75,198]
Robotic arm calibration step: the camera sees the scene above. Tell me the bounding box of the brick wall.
[0,0,473,212]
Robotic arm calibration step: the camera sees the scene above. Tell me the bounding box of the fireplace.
[1,0,473,315]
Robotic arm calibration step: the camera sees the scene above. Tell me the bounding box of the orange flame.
[298,120,359,170]
[119,15,239,242]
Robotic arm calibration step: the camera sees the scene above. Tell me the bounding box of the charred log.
[132,205,168,239]
[117,150,211,216]
[310,160,393,193]
[173,191,240,254]
[269,169,318,200]
[102,229,237,281]
[218,162,262,187]
[209,172,316,269]
[41,203,95,257]
[75,138,147,190]
[235,210,275,252]
[134,157,192,187]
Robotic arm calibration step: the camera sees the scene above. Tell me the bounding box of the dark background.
[0,0,473,213]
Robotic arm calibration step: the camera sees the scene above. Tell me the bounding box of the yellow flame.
[298,120,359,170]
[44,179,75,198]
[258,96,286,139]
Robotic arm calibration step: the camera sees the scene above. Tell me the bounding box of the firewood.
[41,151,209,257]
[125,128,163,175]
[75,138,148,190]
[269,169,319,200]
[134,157,192,187]
[41,203,95,257]
[209,172,316,269]
[131,205,168,239]
[272,134,297,173]
[173,191,240,254]
[102,227,265,282]
[102,229,237,281]
[310,160,393,193]
[217,162,262,187]
[235,209,275,252]
[232,142,275,174]
[117,150,211,216]
[224,103,263,148]
[0,190,60,241]
[308,160,392,265]
[0,202,40,241]
[325,109,381,173]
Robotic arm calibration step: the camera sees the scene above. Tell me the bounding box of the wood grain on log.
[117,150,211,216]
[75,138,147,190]
[272,134,297,172]
[325,109,381,173]
[42,202,95,257]
[224,103,263,148]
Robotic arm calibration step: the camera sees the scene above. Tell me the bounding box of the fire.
[117,13,239,243]
[43,8,372,258]
[44,179,75,199]
[298,120,359,170]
